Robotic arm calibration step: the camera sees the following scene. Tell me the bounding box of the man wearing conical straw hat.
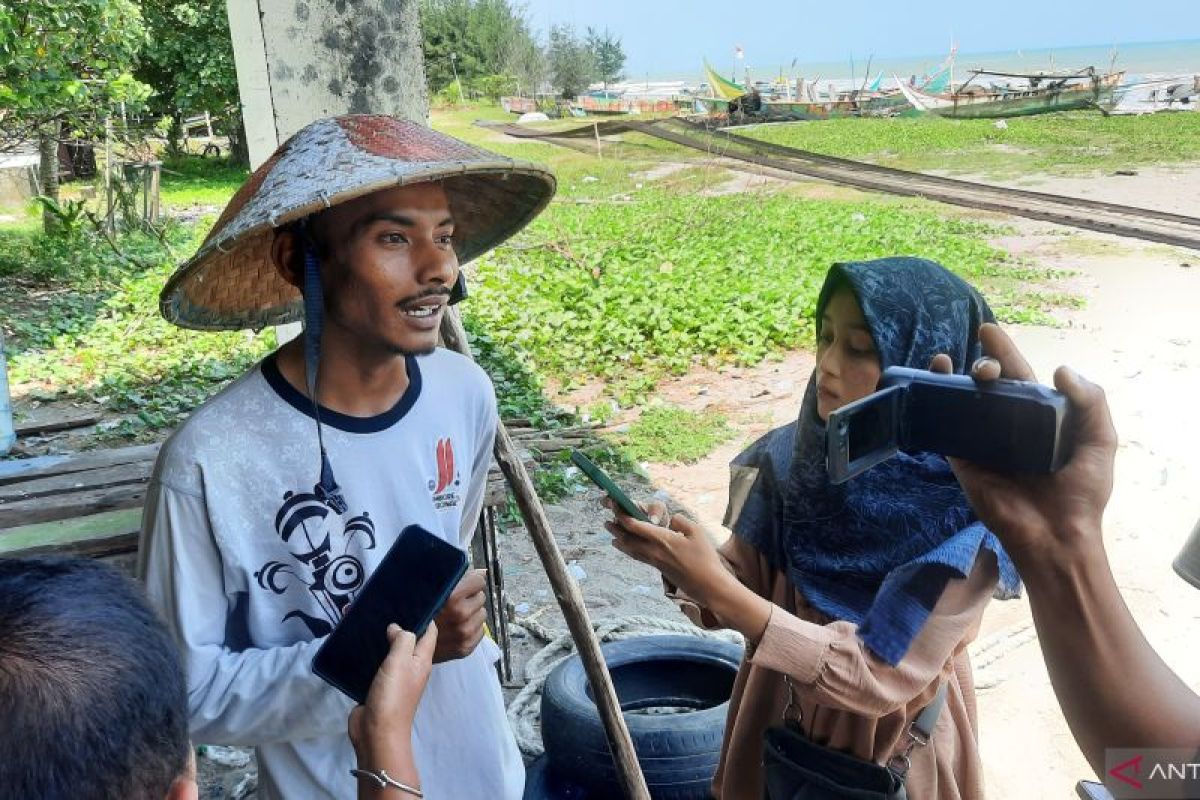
[138,115,555,800]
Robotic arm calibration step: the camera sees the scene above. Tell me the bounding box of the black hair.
[0,557,190,800]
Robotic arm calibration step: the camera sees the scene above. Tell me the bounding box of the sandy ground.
[949,163,1200,218]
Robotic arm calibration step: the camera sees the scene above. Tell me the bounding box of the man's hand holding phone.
[431,568,488,662]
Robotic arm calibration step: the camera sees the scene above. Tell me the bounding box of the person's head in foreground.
[0,556,196,800]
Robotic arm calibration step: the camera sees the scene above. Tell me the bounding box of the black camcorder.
[826,367,1072,484]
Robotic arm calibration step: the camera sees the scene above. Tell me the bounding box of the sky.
[518,0,1199,79]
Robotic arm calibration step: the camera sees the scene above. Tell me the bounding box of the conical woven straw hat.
[160,115,556,330]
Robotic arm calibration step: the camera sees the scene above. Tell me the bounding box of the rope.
[505,614,744,758]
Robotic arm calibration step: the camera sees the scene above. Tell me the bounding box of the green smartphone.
[569,450,651,523]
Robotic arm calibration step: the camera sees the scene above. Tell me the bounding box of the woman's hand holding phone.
[603,499,771,642]
[348,623,437,798]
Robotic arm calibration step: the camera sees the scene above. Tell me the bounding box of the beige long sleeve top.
[669,534,998,800]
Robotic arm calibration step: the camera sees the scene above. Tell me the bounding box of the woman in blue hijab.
[606,257,1021,800]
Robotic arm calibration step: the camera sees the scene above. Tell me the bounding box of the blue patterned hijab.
[726,257,1021,666]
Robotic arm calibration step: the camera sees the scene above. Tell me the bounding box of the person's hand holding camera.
[929,322,1117,575]
[930,323,1200,774]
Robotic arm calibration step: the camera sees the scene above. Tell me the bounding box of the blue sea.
[659,39,1196,83]
[780,39,1199,85]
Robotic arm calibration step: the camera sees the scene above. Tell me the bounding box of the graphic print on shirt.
[254,490,377,637]
[428,437,461,511]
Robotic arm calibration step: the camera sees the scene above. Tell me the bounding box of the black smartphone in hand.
[569,450,651,523]
[312,524,468,704]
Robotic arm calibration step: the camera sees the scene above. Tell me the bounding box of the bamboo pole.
[439,310,650,800]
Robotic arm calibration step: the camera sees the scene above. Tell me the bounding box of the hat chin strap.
[301,238,349,514]
[448,272,467,305]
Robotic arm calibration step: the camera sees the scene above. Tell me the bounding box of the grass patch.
[620,405,735,464]
[7,255,277,441]
[468,188,1038,403]
[739,111,1200,177]
[159,155,248,209]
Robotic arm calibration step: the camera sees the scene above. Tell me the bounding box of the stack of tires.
[525,635,744,800]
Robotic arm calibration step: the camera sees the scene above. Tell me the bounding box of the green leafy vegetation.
[740,111,1200,177]
[1,0,152,232]
[620,405,735,464]
[468,188,1029,402]
[158,156,248,209]
[7,256,276,440]
[134,0,246,161]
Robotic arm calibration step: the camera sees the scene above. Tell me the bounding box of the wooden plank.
[0,453,71,481]
[3,531,138,560]
[0,460,153,502]
[0,444,159,486]
[14,414,102,437]
[0,508,141,557]
[0,483,147,528]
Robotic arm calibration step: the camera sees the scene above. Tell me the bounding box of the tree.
[135,1,245,164]
[547,25,594,99]
[0,0,150,231]
[421,0,540,98]
[506,33,546,95]
[586,27,625,88]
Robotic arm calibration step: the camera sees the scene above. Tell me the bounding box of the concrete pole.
[227,0,428,167]
[226,0,430,342]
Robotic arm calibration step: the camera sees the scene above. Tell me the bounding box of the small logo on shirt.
[428,438,461,510]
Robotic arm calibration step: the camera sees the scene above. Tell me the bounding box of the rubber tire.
[541,635,744,799]
[523,755,592,800]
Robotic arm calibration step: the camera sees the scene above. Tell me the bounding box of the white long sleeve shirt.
[138,348,523,799]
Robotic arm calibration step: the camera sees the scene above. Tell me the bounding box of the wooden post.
[594,121,602,159]
[440,310,651,800]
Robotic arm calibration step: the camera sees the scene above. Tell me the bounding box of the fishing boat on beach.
[700,58,958,121]
[701,60,867,120]
[897,66,1123,118]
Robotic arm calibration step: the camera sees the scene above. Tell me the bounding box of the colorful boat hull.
[898,71,1124,119]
